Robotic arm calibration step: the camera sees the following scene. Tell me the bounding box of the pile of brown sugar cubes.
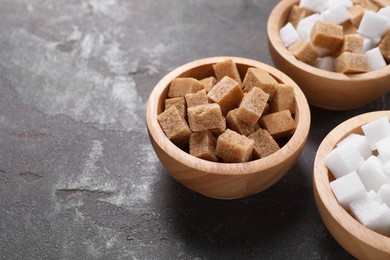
[279,0,390,73]
[157,59,296,163]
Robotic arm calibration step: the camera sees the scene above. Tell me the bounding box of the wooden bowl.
[267,0,390,111]
[146,56,310,199]
[314,111,390,259]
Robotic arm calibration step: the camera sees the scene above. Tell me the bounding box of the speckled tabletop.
[0,0,389,259]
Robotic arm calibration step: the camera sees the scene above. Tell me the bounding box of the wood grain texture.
[146,57,310,199]
[267,0,390,111]
[313,111,390,259]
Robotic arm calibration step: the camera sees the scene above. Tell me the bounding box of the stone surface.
[0,0,388,259]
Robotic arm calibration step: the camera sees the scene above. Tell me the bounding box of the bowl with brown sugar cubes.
[267,0,390,111]
[146,57,311,199]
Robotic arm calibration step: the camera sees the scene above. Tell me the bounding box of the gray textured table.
[1,0,389,259]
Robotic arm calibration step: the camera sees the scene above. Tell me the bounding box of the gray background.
[0,0,389,259]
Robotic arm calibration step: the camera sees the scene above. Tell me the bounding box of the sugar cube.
[334,52,369,74]
[157,106,192,147]
[349,191,390,236]
[185,89,208,108]
[248,129,280,159]
[383,160,390,177]
[365,47,387,71]
[226,108,257,136]
[372,0,390,8]
[361,116,390,150]
[280,22,301,47]
[168,78,205,98]
[200,76,217,93]
[165,97,186,118]
[326,0,353,9]
[378,184,390,208]
[189,130,218,162]
[337,133,372,160]
[288,40,319,64]
[242,68,278,99]
[324,143,365,178]
[358,155,390,192]
[288,5,314,27]
[213,59,242,84]
[348,5,365,27]
[237,87,269,126]
[207,76,244,115]
[269,84,296,114]
[297,13,322,41]
[376,137,390,162]
[314,56,335,71]
[187,103,226,132]
[357,10,389,40]
[379,30,390,62]
[330,171,367,209]
[215,129,254,163]
[299,0,329,13]
[338,34,364,54]
[321,4,350,25]
[259,110,296,139]
[310,20,344,50]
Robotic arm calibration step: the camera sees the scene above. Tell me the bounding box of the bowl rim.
[313,110,390,254]
[146,56,310,176]
[267,0,390,81]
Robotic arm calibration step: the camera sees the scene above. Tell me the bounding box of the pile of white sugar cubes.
[280,0,390,73]
[325,116,390,236]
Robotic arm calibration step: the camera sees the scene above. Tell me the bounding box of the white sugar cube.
[383,160,390,178]
[280,22,301,47]
[378,6,390,19]
[325,0,352,9]
[314,56,335,71]
[321,5,350,25]
[376,137,390,163]
[330,171,366,209]
[314,46,331,57]
[379,184,390,208]
[349,192,390,236]
[297,14,322,41]
[299,0,329,13]
[324,143,365,178]
[337,133,372,160]
[362,37,381,52]
[357,10,389,40]
[365,47,387,71]
[358,155,390,192]
[361,116,390,150]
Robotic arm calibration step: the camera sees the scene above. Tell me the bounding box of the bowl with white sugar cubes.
[267,0,390,110]
[314,110,390,259]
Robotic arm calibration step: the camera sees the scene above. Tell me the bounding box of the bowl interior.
[314,111,390,258]
[147,56,311,175]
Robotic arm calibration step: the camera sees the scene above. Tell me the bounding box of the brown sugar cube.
[379,31,390,62]
[157,106,192,147]
[310,20,344,50]
[335,52,369,73]
[262,103,270,117]
[269,84,296,114]
[226,108,257,136]
[348,5,365,27]
[168,78,205,98]
[200,76,217,93]
[213,59,242,84]
[189,131,218,162]
[372,0,390,7]
[288,40,319,65]
[187,103,226,132]
[242,68,278,99]
[367,1,380,11]
[287,5,314,27]
[338,34,364,55]
[237,87,269,126]
[165,97,186,118]
[215,129,254,163]
[248,129,280,159]
[341,21,358,35]
[207,76,244,115]
[260,110,296,139]
[185,89,208,108]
